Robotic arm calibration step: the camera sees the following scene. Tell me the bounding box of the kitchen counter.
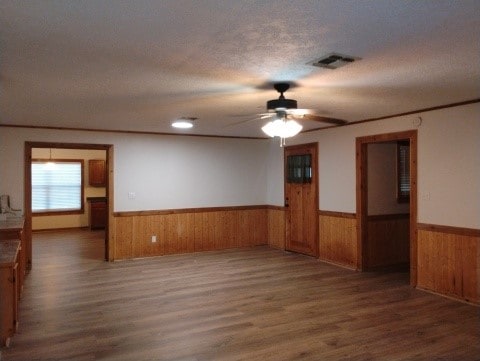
[0,218,24,233]
[0,240,21,267]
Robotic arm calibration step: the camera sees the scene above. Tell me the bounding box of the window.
[287,154,312,183]
[32,160,84,215]
[397,141,410,203]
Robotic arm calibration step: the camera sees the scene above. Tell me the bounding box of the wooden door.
[285,143,318,257]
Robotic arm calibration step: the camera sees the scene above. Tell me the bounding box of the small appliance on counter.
[0,195,22,221]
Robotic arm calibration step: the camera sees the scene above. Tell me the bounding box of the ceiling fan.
[227,82,348,145]
[262,82,348,126]
[255,82,348,146]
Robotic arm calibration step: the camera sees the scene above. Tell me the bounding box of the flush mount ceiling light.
[171,117,197,129]
[262,112,302,147]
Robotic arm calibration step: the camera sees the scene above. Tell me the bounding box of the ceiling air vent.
[310,53,361,70]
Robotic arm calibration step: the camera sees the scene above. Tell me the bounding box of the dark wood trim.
[303,98,480,133]
[410,131,418,286]
[114,205,273,217]
[368,213,410,221]
[417,223,480,238]
[353,99,480,125]
[24,144,32,270]
[106,146,114,262]
[265,205,286,211]
[32,210,84,217]
[32,158,86,162]
[355,138,368,271]
[356,130,418,286]
[318,210,356,219]
[32,226,89,233]
[354,130,419,144]
[26,142,113,150]
[4,99,479,139]
[0,124,266,140]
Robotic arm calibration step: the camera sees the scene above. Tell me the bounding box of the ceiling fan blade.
[291,114,348,126]
[224,116,264,128]
[224,112,276,128]
[259,113,275,119]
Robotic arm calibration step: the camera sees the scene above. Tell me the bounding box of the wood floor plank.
[2,229,479,361]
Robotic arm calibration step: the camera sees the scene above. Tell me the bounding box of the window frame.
[396,141,410,203]
[31,158,85,216]
[286,154,312,184]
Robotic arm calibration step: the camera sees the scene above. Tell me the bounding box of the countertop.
[0,217,25,232]
[0,240,21,266]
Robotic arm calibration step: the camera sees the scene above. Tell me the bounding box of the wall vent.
[310,53,361,70]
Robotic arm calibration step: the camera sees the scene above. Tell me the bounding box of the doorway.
[24,142,114,269]
[284,143,318,257]
[356,130,417,285]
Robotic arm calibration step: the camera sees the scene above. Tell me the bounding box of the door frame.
[24,141,114,268]
[284,142,319,257]
[355,130,417,285]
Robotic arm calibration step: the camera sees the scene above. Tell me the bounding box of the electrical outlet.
[128,192,136,199]
[151,235,157,243]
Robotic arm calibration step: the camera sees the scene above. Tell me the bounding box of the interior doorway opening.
[24,142,113,269]
[356,130,417,286]
[365,141,410,273]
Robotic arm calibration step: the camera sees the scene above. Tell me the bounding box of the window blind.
[32,161,82,212]
[397,142,410,201]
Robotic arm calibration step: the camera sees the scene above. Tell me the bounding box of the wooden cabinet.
[88,159,106,187]
[88,198,107,230]
[0,240,20,347]
[0,219,25,291]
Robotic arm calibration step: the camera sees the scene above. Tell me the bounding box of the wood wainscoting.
[417,223,480,304]
[267,206,286,250]
[318,211,357,269]
[112,206,269,260]
[366,213,410,270]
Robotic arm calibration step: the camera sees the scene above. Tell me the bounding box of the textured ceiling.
[1,1,479,138]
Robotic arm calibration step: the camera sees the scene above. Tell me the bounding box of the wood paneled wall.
[267,207,286,250]
[366,214,410,269]
[112,206,479,305]
[417,224,479,304]
[112,207,268,260]
[318,211,357,269]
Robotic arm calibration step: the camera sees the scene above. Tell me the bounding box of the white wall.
[265,137,285,205]
[1,102,478,229]
[279,102,480,229]
[0,128,270,213]
[367,142,410,215]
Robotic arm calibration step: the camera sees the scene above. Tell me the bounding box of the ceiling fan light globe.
[261,119,302,138]
[281,120,302,138]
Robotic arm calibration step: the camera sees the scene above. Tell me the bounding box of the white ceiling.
[1,1,479,138]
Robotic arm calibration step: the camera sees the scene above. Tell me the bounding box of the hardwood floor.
[2,229,479,361]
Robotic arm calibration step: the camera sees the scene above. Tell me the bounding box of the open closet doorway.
[24,142,114,269]
[356,130,418,285]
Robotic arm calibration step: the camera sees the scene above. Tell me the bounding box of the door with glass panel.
[284,143,318,256]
